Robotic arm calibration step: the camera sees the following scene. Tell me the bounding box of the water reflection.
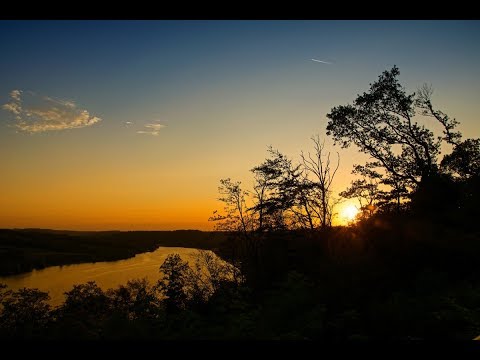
[0,247,201,306]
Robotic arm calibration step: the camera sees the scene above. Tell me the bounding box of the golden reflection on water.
[0,247,201,307]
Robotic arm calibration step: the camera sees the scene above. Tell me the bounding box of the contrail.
[311,58,332,64]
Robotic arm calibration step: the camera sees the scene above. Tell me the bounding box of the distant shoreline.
[0,229,228,277]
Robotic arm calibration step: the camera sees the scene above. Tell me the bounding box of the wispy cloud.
[10,89,22,102]
[124,121,133,126]
[311,58,332,65]
[137,122,166,136]
[2,90,101,133]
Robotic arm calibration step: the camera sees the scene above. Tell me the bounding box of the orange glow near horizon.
[0,196,218,231]
[0,128,365,231]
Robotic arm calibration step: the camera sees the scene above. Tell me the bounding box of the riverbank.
[0,229,227,276]
[0,246,207,306]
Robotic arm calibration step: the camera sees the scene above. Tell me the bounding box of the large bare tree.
[300,135,340,228]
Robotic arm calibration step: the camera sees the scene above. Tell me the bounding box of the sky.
[1,20,479,230]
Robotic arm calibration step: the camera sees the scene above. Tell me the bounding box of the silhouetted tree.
[441,138,480,179]
[186,250,243,305]
[0,286,52,338]
[55,281,111,338]
[62,281,110,314]
[300,135,340,228]
[251,147,303,230]
[210,177,268,288]
[210,178,253,236]
[251,164,269,232]
[214,139,341,232]
[107,278,160,320]
[326,66,463,202]
[340,163,409,216]
[340,179,379,219]
[157,254,191,312]
[249,142,340,231]
[415,84,462,146]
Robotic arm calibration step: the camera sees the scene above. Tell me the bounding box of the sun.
[342,204,359,223]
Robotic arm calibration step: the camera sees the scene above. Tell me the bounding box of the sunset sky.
[1,20,479,230]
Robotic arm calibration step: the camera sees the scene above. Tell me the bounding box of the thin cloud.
[311,58,332,65]
[10,89,22,102]
[2,90,101,133]
[137,122,166,136]
[124,121,133,126]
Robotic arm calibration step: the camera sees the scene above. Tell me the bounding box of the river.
[0,247,204,307]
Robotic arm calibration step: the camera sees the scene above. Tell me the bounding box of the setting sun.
[342,204,359,222]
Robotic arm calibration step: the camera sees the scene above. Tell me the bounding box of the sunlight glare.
[342,205,359,222]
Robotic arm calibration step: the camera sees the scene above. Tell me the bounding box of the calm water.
[0,247,203,307]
